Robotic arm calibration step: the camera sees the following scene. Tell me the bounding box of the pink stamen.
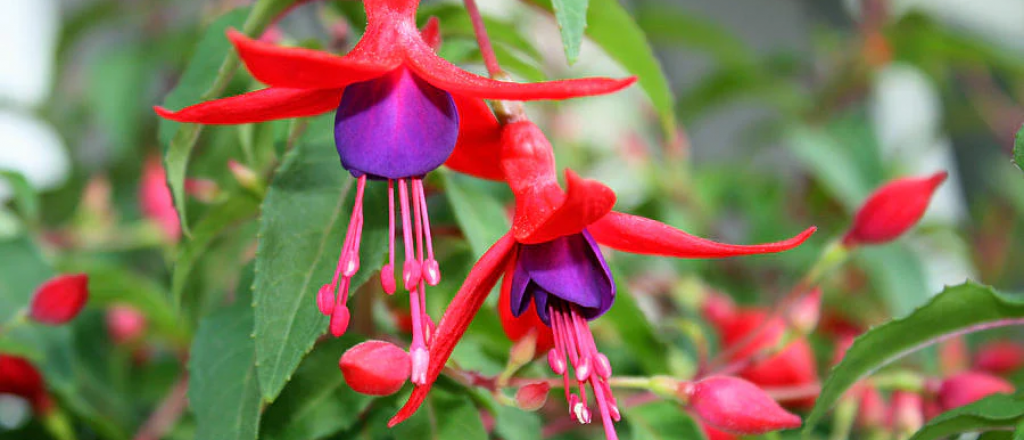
[398,180,421,291]
[317,177,367,338]
[414,179,440,286]
[381,180,397,294]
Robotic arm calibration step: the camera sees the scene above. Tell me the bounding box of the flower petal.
[154,88,342,124]
[444,95,504,180]
[404,40,636,101]
[227,29,399,90]
[420,17,441,51]
[588,211,817,258]
[516,170,616,244]
[389,233,517,427]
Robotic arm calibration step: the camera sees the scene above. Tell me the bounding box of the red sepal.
[227,29,399,90]
[420,17,441,51]
[444,96,504,180]
[514,170,616,244]
[390,234,517,426]
[154,88,343,124]
[403,39,636,101]
[588,211,817,258]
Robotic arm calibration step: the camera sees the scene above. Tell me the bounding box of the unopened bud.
[936,371,1014,410]
[106,305,147,344]
[786,288,822,335]
[856,385,886,431]
[339,340,411,396]
[138,158,181,241]
[29,274,89,325]
[843,171,947,246]
[889,391,923,435]
[509,329,537,367]
[701,291,736,329]
[514,382,550,411]
[973,341,1024,375]
[683,376,802,435]
[228,160,263,194]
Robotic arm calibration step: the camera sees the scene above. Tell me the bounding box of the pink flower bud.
[514,381,550,411]
[700,291,736,329]
[29,274,89,325]
[973,341,1024,374]
[682,376,802,435]
[889,391,923,434]
[339,340,411,396]
[228,160,261,192]
[936,371,1014,410]
[786,288,822,335]
[106,305,147,344]
[856,385,886,430]
[139,158,181,241]
[0,355,52,414]
[698,420,738,440]
[843,171,947,246]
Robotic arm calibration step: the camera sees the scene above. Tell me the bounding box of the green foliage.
[442,172,510,257]
[1015,123,1024,172]
[909,394,1024,440]
[806,282,1024,431]
[552,0,588,65]
[391,386,488,440]
[624,401,705,440]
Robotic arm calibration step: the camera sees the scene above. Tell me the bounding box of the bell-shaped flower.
[386,120,816,439]
[155,4,633,369]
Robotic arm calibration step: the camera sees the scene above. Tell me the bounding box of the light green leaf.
[525,0,677,135]
[909,394,1024,440]
[552,0,588,65]
[261,336,373,440]
[494,405,542,440]
[391,389,487,440]
[442,172,510,256]
[160,0,296,236]
[0,171,39,225]
[805,282,1024,431]
[625,400,705,440]
[189,300,262,440]
[0,237,52,323]
[253,115,388,402]
[858,244,931,318]
[1014,123,1023,172]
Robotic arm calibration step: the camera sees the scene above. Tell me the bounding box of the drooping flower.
[386,120,816,439]
[843,171,947,246]
[155,2,634,384]
[0,355,52,414]
[28,273,89,326]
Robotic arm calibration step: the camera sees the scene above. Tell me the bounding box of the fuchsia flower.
[386,120,816,438]
[0,355,52,414]
[29,274,89,326]
[973,341,1024,374]
[156,0,634,380]
[843,171,947,246]
[680,376,802,435]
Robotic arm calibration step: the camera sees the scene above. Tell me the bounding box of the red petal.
[365,0,419,24]
[227,29,399,89]
[444,96,503,180]
[389,234,517,426]
[404,40,636,100]
[516,170,616,244]
[154,88,342,124]
[420,17,441,51]
[588,211,817,258]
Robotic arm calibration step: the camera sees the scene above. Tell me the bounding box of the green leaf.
[625,400,705,440]
[1014,123,1023,172]
[0,237,52,323]
[171,193,260,310]
[552,0,588,65]
[635,6,753,66]
[391,389,487,440]
[0,171,39,225]
[189,300,262,440]
[160,0,296,236]
[805,282,1024,431]
[604,265,670,374]
[442,172,510,256]
[909,394,1024,440]
[253,115,388,402]
[493,405,542,440]
[858,244,931,318]
[261,336,373,440]
[525,0,677,135]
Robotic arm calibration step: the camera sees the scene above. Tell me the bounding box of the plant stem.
[462,0,502,78]
[133,375,189,440]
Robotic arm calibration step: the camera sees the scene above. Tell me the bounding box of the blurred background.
[1,0,1023,438]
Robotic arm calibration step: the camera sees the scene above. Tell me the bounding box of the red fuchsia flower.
[0,355,52,414]
[933,371,1014,411]
[339,340,412,396]
[680,376,802,435]
[106,305,147,345]
[155,1,634,379]
[842,171,947,246]
[139,158,181,241]
[29,274,89,326]
[973,341,1024,374]
[386,120,816,439]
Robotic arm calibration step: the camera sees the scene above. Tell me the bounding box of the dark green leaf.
[805,282,1024,431]
[253,115,388,401]
[0,171,39,225]
[1014,123,1023,172]
[494,405,542,440]
[909,394,1024,440]
[261,336,373,440]
[442,172,510,257]
[189,301,262,440]
[625,400,705,440]
[525,0,677,135]
[391,389,487,440]
[552,0,588,65]
[0,237,52,322]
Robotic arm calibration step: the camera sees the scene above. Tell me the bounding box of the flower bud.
[698,420,738,440]
[339,340,411,396]
[514,381,550,411]
[786,288,822,335]
[682,376,802,435]
[856,385,886,431]
[700,291,736,329]
[973,341,1024,374]
[936,371,1014,410]
[29,274,89,325]
[842,171,947,246]
[889,391,923,435]
[106,305,147,345]
[0,355,52,414]
[139,158,181,241]
[228,160,263,194]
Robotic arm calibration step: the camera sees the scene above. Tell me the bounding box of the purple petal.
[334,67,459,180]
[517,230,615,321]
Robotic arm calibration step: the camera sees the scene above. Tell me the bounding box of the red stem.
[463,0,503,77]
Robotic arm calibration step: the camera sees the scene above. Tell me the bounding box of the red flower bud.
[936,371,1014,410]
[106,305,147,344]
[514,381,551,411]
[856,385,887,430]
[0,355,52,414]
[889,391,923,434]
[682,376,802,435]
[29,274,89,325]
[786,288,822,335]
[339,340,411,396]
[843,171,947,246]
[700,291,736,329]
[698,419,738,440]
[973,341,1024,374]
